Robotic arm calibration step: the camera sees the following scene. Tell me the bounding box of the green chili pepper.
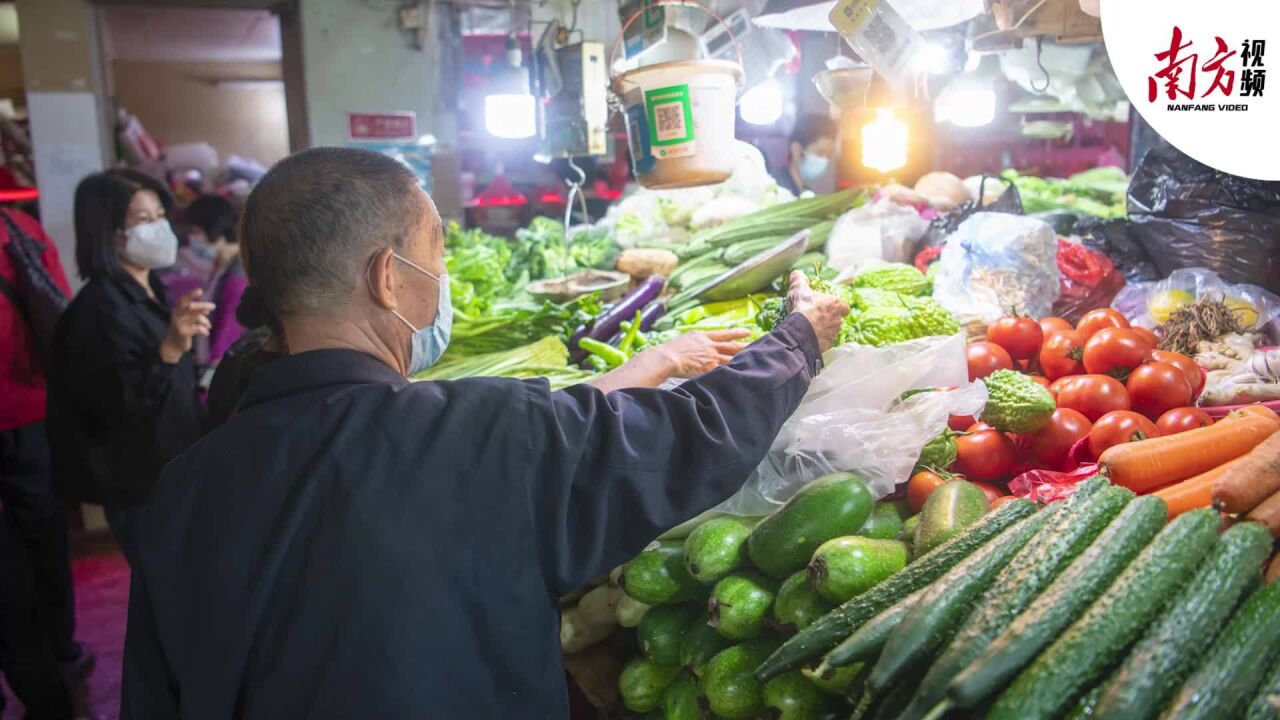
[618,311,643,354]
[585,354,609,373]
[579,337,627,369]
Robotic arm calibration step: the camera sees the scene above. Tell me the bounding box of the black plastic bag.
[915,176,1025,256]
[1074,217,1162,283]
[1127,146,1280,292]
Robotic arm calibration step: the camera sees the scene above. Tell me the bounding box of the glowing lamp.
[485,94,537,139]
[861,108,908,173]
[740,78,784,126]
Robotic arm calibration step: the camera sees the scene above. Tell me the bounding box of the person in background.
[0,207,95,720]
[777,112,838,196]
[184,195,247,371]
[45,169,213,566]
[121,147,848,717]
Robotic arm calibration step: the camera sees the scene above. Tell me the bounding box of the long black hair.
[72,168,173,281]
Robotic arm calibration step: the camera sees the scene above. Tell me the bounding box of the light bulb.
[485,94,537,139]
[915,42,950,75]
[861,108,908,173]
[935,76,997,127]
[739,78,784,126]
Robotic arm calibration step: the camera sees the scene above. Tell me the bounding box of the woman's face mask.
[798,152,831,182]
[120,219,179,269]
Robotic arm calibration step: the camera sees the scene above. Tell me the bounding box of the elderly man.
[121,148,848,719]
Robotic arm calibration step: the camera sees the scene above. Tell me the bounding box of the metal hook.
[1030,37,1051,94]
[562,157,590,254]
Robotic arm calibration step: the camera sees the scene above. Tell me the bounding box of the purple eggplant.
[569,275,666,362]
[638,299,667,331]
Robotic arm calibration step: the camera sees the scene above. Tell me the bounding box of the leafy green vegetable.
[416,336,592,388]
[1001,169,1127,219]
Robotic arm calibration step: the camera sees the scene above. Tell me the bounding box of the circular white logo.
[1102,0,1279,180]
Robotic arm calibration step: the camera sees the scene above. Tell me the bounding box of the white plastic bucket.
[614,59,743,189]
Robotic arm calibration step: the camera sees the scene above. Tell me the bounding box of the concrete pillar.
[15,0,111,287]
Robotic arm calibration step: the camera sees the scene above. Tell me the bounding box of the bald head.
[239,147,435,321]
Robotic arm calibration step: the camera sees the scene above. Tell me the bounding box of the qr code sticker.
[654,103,686,143]
[863,12,908,69]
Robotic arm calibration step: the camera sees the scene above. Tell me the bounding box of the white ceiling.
[100,6,281,63]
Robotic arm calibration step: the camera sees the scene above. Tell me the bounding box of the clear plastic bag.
[1110,267,1280,331]
[825,199,930,275]
[715,333,987,515]
[931,212,1061,324]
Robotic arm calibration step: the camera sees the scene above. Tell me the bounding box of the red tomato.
[970,481,1004,505]
[1131,326,1160,350]
[1028,375,1051,389]
[1127,362,1194,420]
[1040,330,1087,380]
[1082,328,1152,379]
[1039,317,1073,337]
[1057,374,1131,422]
[1155,406,1215,435]
[907,470,949,513]
[954,430,1016,482]
[1151,350,1205,395]
[1076,308,1130,340]
[1089,410,1159,459]
[966,421,996,433]
[1048,376,1081,399]
[986,317,1045,361]
[948,414,976,432]
[967,341,1015,381]
[1030,408,1093,468]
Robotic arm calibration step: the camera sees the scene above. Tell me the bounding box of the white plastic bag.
[715,333,987,515]
[825,199,930,274]
[932,212,1061,324]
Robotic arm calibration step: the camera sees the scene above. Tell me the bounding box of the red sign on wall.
[347,112,417,141]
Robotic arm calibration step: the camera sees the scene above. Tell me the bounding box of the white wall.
[298,0,447,147]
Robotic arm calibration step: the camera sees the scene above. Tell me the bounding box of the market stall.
[428,0,1280,717]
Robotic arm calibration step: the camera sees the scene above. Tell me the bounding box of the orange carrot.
[1234,404,1280,428]
[1245,489,1280,538]
[1267,554,1280,585]
[1154,457,1248,518]
[1212,432,1280,513]
[1099,415,1278,494]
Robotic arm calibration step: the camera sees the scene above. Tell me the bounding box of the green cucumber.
[947,493,1167,710]
[914,480,990,556]
[802,661,863,696]
[761,671,828,720]
[621,540,705,605]
[1091,521,1274,720]
[1245,652,1280,720]
[680,614,733,677]
[662,673,705,720]
[1064,684,1104,720]
[986,508,1221,720]
[753,498,1037,682]
[813,585,929,670]
[1160,582,1280,720]
[900,478,1122,720]
[619,657,681,713]
[684,516,755,584]
[899,514,919,542]
[638,604,703,666]
[702,640,778,720]
[862,504,1056,691]
[806,536,908,603]
[709,572,780,641]
[859,501,910,540]
[774,572,834,633]
[748,473,874,578]
[868,674,923,720]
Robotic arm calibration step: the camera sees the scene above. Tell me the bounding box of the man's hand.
[160,288,216,364]
[657,329,752,378]
[787,271,849,352]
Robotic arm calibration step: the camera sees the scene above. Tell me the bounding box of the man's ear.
[366,246,399,310]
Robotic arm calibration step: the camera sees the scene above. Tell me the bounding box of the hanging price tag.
[828,0,927,90]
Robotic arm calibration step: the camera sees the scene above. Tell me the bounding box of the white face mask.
[799,152,831,182]
[121,219,178,269]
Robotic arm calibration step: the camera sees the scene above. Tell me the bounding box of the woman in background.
[45,169,212,565]
[185,194,247,371]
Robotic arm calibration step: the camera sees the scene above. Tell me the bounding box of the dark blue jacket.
[121,313,821,719]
